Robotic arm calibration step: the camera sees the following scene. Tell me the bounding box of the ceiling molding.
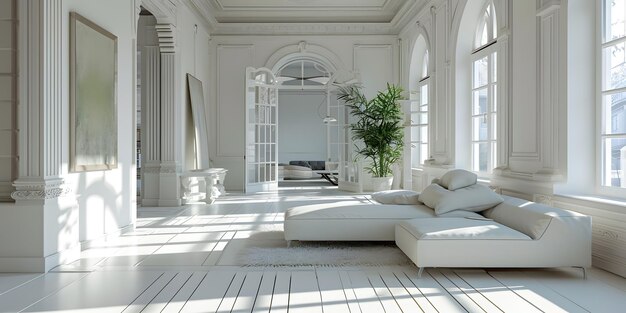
[142,0,179,25]
[212,23,395,36]
[185,0,217,31]
[180,0,431,36]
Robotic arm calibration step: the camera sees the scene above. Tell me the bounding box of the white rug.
[237,241,413,267]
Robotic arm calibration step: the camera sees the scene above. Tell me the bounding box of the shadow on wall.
[75,158,135,243]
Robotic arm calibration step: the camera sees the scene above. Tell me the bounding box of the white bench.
[180,168,228,204]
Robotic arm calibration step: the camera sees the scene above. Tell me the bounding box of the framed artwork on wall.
[69,12,118,172]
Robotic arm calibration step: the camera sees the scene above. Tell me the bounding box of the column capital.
[155,23,177,53]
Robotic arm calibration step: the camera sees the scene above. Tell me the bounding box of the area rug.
[236,240,413,267]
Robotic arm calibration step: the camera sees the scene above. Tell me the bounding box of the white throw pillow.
[419,183,504,215]
[483,201,552,240]
[371,190,421,205]
[438,169,478,191]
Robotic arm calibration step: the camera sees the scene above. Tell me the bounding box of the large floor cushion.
[284,203,483,241]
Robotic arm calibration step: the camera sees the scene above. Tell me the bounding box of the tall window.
[601,0,626,189]
[411,50,430,167]
[471,3,497,173]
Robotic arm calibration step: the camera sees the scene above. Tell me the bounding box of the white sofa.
[395,195,592,276]
[283,192,592,275]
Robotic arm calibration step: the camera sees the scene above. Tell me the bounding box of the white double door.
[244,67,279,193]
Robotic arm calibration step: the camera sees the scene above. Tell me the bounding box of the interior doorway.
[274,59,344,188]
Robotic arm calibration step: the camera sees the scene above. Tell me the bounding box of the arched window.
[409,47,430,169]
[470,2,498,173]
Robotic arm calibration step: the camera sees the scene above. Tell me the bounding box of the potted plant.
[338,83,405,191]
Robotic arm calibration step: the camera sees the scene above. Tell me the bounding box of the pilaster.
[1,0,80,272]
[156,23,182,206]
[140,46,162,206]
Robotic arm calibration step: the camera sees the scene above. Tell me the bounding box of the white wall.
[277,91,327,163]
[62,0,137,243]
[0,0,16,201]
[209,35,398,191]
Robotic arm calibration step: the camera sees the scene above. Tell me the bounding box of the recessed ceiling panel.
[208,0,409,23]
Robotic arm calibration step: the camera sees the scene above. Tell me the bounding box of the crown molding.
[142,0,179,25]
[211,22,396,36]
[185,0,218,31]
[184,0,432,36]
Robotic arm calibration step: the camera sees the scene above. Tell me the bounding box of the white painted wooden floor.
[1,186,626,312]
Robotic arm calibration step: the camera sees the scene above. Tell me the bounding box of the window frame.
[470,1,498,175]
[598,0,626,197]
[410,77,430,169]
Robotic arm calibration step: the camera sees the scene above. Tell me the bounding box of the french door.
[244,67,279,193]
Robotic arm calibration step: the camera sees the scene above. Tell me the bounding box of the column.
[156,23,182,206]
[1,0,80,272]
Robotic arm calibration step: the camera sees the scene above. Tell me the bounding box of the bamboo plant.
[338,83,405,178]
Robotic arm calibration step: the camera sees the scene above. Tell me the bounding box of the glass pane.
[492,113,498,140]
[604,93,626,134]
[473,88,488,115]
[411,143,420,168]
[473,57,488,88]
[259,144,265,162]
[492,52,498,82]
[472,116,488,141]
[603,137,626,187]
[491,142,498,169]
[421,84,428,104]
[472,143,489,172]
[411,113,422,125]
[419,112,428,125]
[410,99,420,112]
[605,0,626,42]
[603,42,626,90]
[420,143,429,165]
[411,125,419,141]
[492,84,498,112]
[420,126,428,142]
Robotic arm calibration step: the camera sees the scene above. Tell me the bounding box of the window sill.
[553,193,626,210]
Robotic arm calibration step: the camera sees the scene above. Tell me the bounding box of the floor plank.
[22,271,162,313]
[217,272,247,312]
[401,268,467,313]
[379,270,424,313]
[142,271,194,313]
[0,272,86,313]
[124,272,175,313]
[454,269,541,313]
[488,271,588,313]
[289,271,323,313]
[161,272,206,313]
[231,271,264,313]
[181,271,236,313]
[392,269,438,313]
[366,270,402,313]
[347,270,386,313]
[270,271,291,313]
[316,270,351,313]
[252,271,276,313]
[338,271,362,313]
[429,269,486,313]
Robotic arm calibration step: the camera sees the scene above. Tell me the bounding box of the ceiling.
[204,0,412,24]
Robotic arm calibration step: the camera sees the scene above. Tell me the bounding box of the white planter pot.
[367,176,393,192]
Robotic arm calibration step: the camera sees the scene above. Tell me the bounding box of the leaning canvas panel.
[70,12,118,172]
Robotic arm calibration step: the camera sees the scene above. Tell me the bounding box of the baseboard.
[158,199,182,207]
[80,224,136,251]
[141,198,159,206]
[0,244,81,273]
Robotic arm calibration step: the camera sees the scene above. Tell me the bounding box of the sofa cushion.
[286,203,437,220]
[438,169,478,190]
[397,218,532,240]
[372,190,421,205]
[418,183,504,215]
